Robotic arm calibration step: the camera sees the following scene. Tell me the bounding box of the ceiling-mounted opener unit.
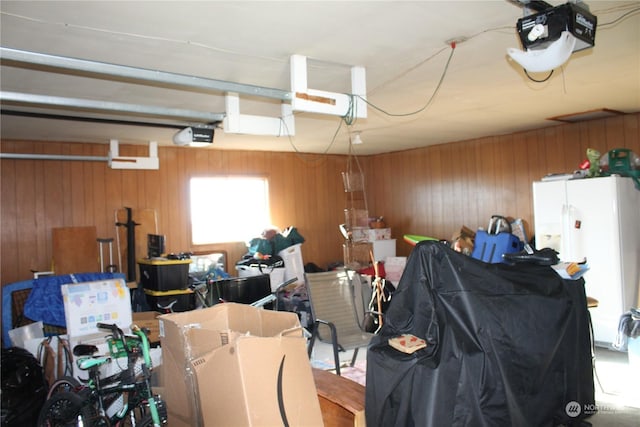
[173,124,218,147]
[507,1,597,73]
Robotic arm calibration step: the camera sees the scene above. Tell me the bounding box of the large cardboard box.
[158,303,323,427]
[367,227,391,241]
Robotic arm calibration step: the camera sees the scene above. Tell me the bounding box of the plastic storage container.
[277,244,305,285]
[138,258,191,291]
[144,288,194,312]
[8,321,44,348]
[217,275,272,307]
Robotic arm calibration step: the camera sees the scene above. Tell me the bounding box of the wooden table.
[312,368,365,427]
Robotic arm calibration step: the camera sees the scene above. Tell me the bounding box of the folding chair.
[306,269,375,376]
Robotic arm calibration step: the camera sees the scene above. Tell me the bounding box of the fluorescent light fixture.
[507,30,577,73]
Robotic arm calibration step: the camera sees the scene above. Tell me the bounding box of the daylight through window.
[190,176,270,244]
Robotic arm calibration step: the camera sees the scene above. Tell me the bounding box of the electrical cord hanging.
[356,43,456,118]
[598,7,640,28]
[278,112,344,162]
[524,69,554,83]
[342,94,358,126]
[8,4,637,161]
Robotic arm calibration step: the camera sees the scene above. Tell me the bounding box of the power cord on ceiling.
[342,95,358,126]
[278,111,345,163]
[356,42,456,118]
[8,5,636,158]
[524,69,554,83]
[279,4,639,151]
[597,6,640,28]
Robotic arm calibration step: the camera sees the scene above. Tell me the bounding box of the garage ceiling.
[1,1,639,155]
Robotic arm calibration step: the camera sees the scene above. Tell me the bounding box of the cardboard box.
[132,311,161,344]
[367,227,392,241]
[371,239,396,262]
[384,256,407,286]
[158,303,323,427]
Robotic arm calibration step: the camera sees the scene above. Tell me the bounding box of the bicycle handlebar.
[130,324,152,367]
[96,322,123,337]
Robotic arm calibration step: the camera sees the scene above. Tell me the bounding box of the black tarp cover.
[365,241,594,427]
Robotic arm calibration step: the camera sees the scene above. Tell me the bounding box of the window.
[190,176,270,244]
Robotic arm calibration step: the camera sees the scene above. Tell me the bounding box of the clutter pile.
[237,226,306,288]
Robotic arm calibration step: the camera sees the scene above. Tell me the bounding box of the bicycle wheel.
[47,376,83,399]
[37,391,95,427]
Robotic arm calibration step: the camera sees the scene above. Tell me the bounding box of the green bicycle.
[37,322,166,427]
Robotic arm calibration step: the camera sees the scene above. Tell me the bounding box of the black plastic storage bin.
[138,258,191,291]
[144,288,195,312]
[217,275,272,307]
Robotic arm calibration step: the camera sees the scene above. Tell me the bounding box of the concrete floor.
[588,346,640,426]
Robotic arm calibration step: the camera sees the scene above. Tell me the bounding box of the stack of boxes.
[343,214,396,269]
[137,258,194,312]
[366,227,396,262]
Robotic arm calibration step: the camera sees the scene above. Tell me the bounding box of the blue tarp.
[2,280,32,347]
[24,272,125,327]
[2,272,125,346]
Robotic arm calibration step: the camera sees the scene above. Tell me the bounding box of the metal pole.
[0,153,108,162]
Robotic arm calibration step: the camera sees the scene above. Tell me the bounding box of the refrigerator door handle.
[561,204,570,261]
[562,203,585,263]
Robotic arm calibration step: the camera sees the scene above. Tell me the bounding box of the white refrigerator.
[532,176,640,347]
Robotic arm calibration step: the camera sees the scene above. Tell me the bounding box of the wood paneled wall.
[365,113,640,258]
[1,144,350,285]
[1,113,639,286]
